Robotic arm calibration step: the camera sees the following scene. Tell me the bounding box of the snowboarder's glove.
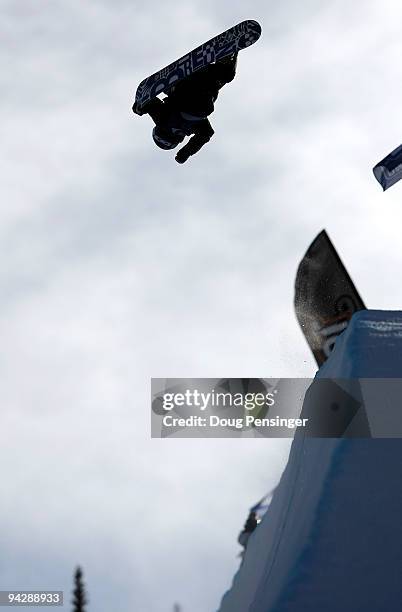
[175,149,189,164]
[132,101,145,115]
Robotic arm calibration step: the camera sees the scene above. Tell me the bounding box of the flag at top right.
[373,143,402,190]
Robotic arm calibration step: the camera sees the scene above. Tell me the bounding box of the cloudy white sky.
[3,1,402,611]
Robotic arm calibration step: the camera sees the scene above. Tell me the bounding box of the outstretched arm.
[175,120,214,163]
[133,97,166,123]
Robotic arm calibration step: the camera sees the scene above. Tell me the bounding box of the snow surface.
[218,310,402,612]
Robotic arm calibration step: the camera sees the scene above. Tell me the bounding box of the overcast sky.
[3,1,402,611]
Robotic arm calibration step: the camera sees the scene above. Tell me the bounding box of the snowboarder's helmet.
[152,126,183,150]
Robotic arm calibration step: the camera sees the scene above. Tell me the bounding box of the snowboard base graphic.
[373,143,402,191]
[133,20,261,115]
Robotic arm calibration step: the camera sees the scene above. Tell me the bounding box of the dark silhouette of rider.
[136,53,238,164]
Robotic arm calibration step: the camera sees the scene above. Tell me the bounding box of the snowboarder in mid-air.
[133,21,261,163]
[136,53,238,164]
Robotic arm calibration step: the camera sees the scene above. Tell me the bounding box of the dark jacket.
[145,54,237,159]
[166,54,238,117]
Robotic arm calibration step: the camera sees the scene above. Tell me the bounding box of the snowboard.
[294,230,366,367]
[133,19,262,115]
[373,143,402,191]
